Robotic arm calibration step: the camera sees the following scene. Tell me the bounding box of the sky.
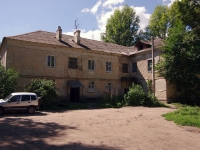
[0,0,176,42]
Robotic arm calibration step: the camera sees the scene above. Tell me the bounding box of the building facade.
[0,27,172,102]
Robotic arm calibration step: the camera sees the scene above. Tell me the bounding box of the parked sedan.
[0,92,41,114]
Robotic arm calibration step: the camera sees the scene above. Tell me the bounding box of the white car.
[0,92,41,114]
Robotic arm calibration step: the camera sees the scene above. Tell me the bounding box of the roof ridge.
[6,30,43,38]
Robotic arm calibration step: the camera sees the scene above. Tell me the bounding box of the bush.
[124,84,146,106]
[98,94,124,108]
[0,65,20,98]
[124,83,166,107]
[25,79,58,107]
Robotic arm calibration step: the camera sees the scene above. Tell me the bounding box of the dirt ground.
[0,107,200,150]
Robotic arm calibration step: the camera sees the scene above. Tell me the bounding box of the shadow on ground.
[0,111,48,117]
[0,117,120,150]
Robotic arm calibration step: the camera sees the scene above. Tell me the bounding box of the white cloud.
[81,0,102,14]
[77,1,151,41]
[163,0,176,6]
[134,6,151,30]
[64,29,102,41]
[102,0,124,7]
[91,0,102,14]
[81,8,90,12]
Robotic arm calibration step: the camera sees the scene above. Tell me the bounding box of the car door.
[4,95,21,111]
[20,95,31,110]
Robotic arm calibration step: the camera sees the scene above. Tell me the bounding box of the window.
[31,95,37,100]
[69,57,77,69]
[106,62,112,72]
[21,95,30,101]
[122,63,128,73]
[47,56,55,67]
[106,83,112,92]
[88,60,94,70]
[88,81,95,92]
[147,45,151,48]
[148,59,152,71]
[139,45,144,50]
[132,62,137,73]
[9,95,21,102]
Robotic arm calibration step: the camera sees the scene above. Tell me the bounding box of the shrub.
[124,83,166,107]
[99,94,124,108]
[25,79,58,107]
[0,65,20,98]
[124,84,146,106]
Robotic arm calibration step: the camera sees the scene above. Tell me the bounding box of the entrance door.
[70,88,80,102]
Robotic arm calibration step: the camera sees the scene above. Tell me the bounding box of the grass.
[162,105,200,128]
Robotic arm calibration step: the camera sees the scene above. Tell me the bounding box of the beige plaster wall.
[5,39,123,100]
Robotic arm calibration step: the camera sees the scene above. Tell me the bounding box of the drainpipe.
[152,38,155,96]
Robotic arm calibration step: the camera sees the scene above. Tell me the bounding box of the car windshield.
[3,94,13,101]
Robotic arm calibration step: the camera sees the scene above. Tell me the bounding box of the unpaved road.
[0,107,200,150]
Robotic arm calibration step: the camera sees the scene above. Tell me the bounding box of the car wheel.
[27,106,36,114]
[0,107,4,115]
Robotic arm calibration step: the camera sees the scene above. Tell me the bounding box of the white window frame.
[106,62,112,72]
[106,83,112,92]
[88,60,95,71]
[88,81,95,92]
[47,55,55,68]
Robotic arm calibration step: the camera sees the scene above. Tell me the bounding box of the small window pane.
[122,63,128,73]
[47,56,55,67]
[106,62,112,72]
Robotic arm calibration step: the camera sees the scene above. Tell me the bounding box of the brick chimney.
[74,30,81,44]
[56,26,62,41]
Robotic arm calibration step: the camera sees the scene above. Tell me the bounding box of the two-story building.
[0,26,175,102]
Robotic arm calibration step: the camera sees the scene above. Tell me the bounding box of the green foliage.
[163,106,200,128]
[98,94,124,108]
[124,83,166,107]
[149,5,170,39]
[102,5,140,46]
[124,84,146,106]
[156,20,200,101]
[0,65,20,98]
[25,79,58,107]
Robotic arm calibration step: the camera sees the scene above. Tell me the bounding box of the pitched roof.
[4,30,164,56]
[5,30,135,55]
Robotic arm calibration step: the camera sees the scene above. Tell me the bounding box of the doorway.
[70,88,80,102]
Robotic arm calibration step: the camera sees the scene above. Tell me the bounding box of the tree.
[25,79,58,106]
[102,5,140,46]
[0,65,20,98]
[148,5,170,39]
[156,21,200,102]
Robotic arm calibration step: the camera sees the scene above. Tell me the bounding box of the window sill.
[106,71,112,73]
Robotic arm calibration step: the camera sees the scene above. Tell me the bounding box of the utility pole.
[152,37,155,95]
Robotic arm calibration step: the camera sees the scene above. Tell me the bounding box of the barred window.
[106,83,112,92]
[69,57,77,69]
[88,81,95,92]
